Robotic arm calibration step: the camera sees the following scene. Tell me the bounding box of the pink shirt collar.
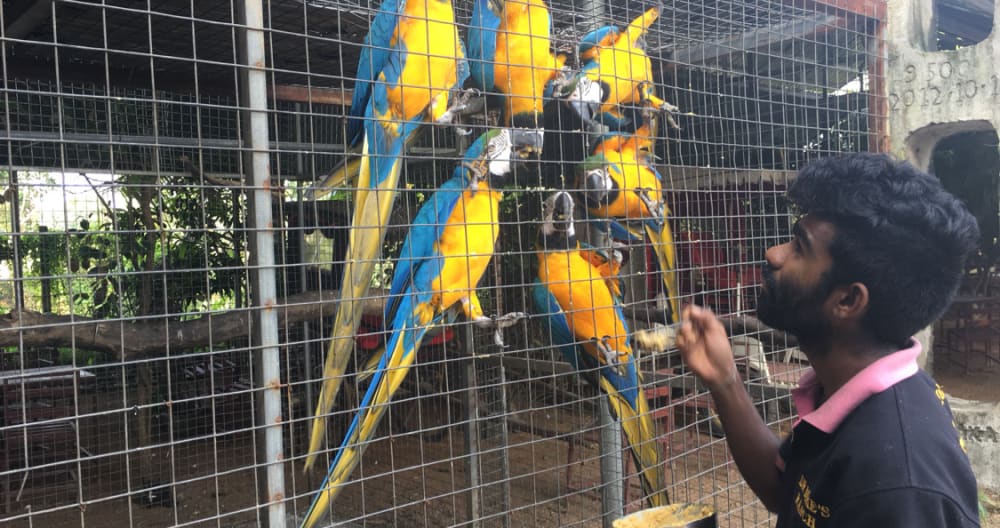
[791,340,922,434]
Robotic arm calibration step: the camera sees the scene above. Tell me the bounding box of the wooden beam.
[269,84,352,106]
[0,289,387,360]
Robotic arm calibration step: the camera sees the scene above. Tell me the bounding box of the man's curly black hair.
[787,153,980,347]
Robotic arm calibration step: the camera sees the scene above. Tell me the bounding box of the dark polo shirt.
[775,341,980,528]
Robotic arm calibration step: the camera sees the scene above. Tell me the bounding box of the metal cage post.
[239,0,287,526]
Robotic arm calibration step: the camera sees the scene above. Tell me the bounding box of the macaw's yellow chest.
[431,185,503,309]
[537,250,630,359]
[495,0,560,119]
[388,0,463,120]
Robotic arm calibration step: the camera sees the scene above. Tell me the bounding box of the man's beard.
[756,265,834,346]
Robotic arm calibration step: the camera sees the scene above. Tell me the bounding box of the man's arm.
[675,305,784,512]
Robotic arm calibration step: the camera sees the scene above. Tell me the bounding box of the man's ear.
[829,282,869,321]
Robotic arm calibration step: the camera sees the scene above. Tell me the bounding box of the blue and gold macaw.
[304,0,472,473]
[578,114,680,323]
[307,0,484,196]
[300,129,527,527]
[468,0,565,151]
[578,7,680,131]
[532,191,668,508]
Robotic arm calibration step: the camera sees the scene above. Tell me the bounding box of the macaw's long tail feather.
[355,347,386,384]
[308,124,433,200]
[626,6,660,43]
[304,120,417,472]
[644,220,679,324]
[300,310,431,528]
[600,376,669,508]
[307,153,364,200]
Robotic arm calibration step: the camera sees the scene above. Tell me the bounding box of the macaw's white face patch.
[487,128,514,177]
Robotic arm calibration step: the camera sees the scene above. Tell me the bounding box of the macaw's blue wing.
[346,0,404,146]
[306,0,401,199]
[532,279,582,369]
[385,177,465,320]
[467,0,500,92]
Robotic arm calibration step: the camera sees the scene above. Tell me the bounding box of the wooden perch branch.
[0,290,388,360]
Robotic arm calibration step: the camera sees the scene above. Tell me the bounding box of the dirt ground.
[2,343,993,528]
[2,431,769,527]
[982,489,1000,528]
[933,350,1000,403]
[1,391,773,528]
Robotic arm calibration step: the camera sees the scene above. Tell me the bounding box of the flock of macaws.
[300,0,681,525]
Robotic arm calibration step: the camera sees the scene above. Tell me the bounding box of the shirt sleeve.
[832,487,980,528]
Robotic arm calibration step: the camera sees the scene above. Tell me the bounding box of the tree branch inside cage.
[0,290,388,360]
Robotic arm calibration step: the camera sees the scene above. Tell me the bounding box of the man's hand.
[675,304,740,391]
[674,303,784,512]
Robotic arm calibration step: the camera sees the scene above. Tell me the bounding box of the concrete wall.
[887,0,999,491]
[887,0,999,169]
[951,398,1000,491]
[887,0,999,373]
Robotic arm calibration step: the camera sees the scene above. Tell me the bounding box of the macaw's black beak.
[581,168,612,209]
[549,190,575,226]
[539,191,577,246]
[510,127,544,160]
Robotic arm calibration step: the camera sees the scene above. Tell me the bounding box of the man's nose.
[764,242,788,268]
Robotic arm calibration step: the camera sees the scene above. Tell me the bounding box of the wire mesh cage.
[0,0,884,526]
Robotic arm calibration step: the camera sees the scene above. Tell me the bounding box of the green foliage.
[1,172,246,320]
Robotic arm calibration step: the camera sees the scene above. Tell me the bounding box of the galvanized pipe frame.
[238,0,287,526]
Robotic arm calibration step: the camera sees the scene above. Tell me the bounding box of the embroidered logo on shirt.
[937,382,969,453]
[794,475,831,528]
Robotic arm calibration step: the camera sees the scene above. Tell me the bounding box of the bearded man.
[675,153,981,527]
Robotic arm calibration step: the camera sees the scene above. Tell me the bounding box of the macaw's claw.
[594,335,626,374]
[653,99,681,130]
[637,187,665,219]
[438,88,484,124]
[663,112,681,130]
[473,311,528,347]
[456,89,487,116]
[657,100,680,114]
[492,311,527,329]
